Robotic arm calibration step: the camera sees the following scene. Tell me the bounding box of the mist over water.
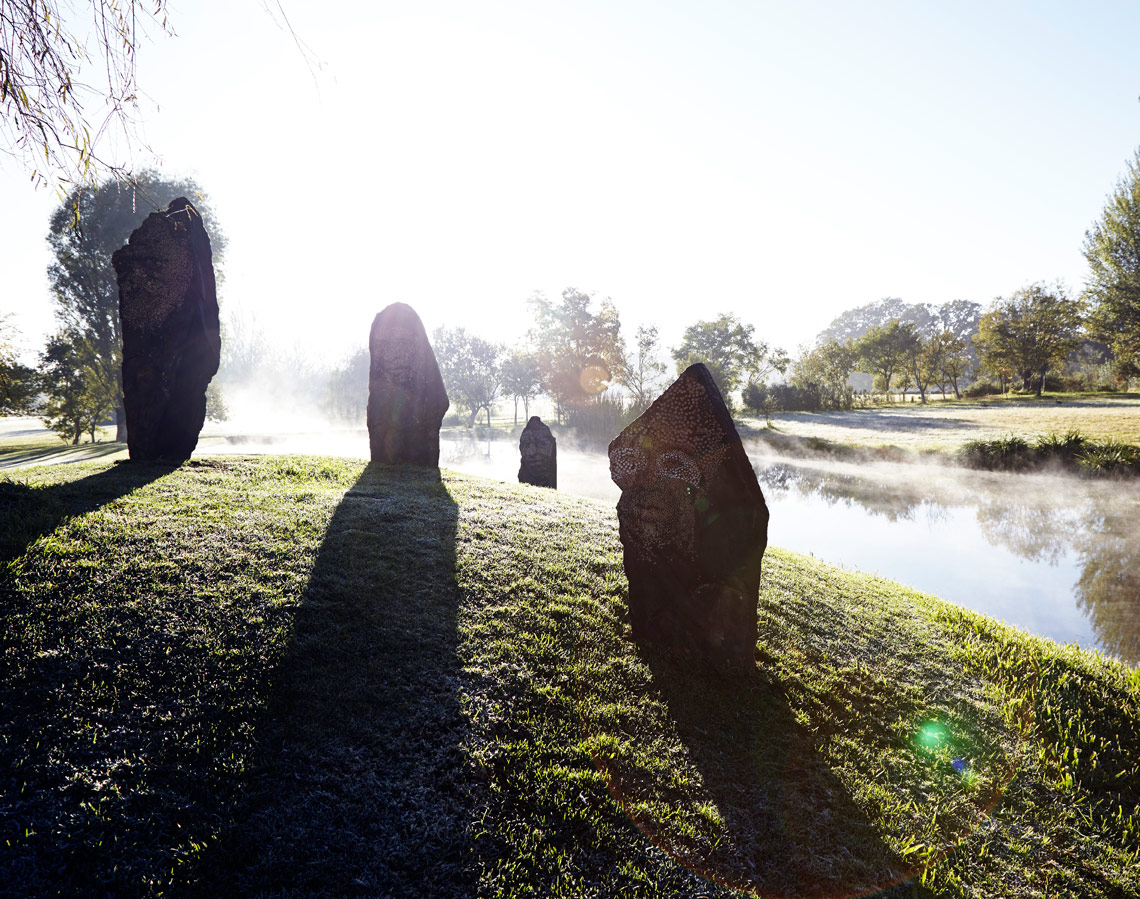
[437,431,620,503]
[200,414,622,501]
[746,443,1140,667]
[195,409,1139,666]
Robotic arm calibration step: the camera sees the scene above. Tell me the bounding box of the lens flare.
[914,719,952,753]
[579,364,610,396]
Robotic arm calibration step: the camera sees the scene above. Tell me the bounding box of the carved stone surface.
[608,363,768,666]
[367,303,449,466]
[518,416,557,488]
[113,197,220,463]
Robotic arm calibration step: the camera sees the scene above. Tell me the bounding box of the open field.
[1,457,1137,897]
[743,394,1140,456]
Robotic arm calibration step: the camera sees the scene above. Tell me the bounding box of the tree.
[818,297,933,344]
[204,380,229,422]
[617,324,668,408]
[325,348,370,422]
[932,331,971,399]
[0,315,39,414]
[47,172,225,440]
[38,331,111,444]
[929,299,983,344]
[672,313,785,406]
[791,338,856,410]
[853,320,917,401]
[432,327,504,427]
[1084,147,1140,373]
[499,349,543,426]
[904,328,972,404]
[219,311,270,384]
[72,331,116,440]
[819,298,981,392]
[973,283,1085,396]
[904,330,947,405]
[527,288,626,423]
[0,1,173,186]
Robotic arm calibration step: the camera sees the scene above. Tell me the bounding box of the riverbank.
[741,393,1140,474]
[746,392,1140,450]
[1,457,1137,896]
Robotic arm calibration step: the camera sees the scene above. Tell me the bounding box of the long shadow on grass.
[772,412,963,432]
[638,653,919,899]
[190,463,473,898]
[0,441,125,470]
[0,460,172,566]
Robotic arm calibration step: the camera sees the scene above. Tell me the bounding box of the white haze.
[198,397,1140,520]
[197,387,622,502]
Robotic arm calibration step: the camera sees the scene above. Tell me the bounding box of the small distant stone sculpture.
[518,416,557,488]
[113,197,220,463]
[608,363,769,667]
[367,303,449,466]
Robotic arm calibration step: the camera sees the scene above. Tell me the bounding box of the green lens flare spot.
[914,720,952,754]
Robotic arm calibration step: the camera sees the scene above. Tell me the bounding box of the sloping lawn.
[1,457,1137,897]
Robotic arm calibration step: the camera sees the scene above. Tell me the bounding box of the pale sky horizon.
[2,0,1139,369]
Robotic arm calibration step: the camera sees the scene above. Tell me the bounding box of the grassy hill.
[1,457,1138,898]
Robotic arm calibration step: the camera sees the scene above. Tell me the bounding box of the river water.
[752,453,1140,667]
[437,433,1140,667]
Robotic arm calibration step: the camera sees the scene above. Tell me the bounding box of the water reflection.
[1074,519,1140,665]
[755,458,1140,666]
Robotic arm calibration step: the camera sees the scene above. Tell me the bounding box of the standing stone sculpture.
[518,416,557,488]
[367,303,449,466]
[112,197,220,463]
[608,363,768,667]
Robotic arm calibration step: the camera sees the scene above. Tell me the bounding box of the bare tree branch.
[0,0,172,188]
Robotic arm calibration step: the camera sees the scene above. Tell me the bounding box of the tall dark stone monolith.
[608,363,768,667]
[112,197,220,463]
[367,303,449,466]
[518,416,557,488]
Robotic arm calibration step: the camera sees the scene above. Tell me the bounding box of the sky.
[3,0,1139,367]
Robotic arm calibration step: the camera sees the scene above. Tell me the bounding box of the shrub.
[566,395,645,447]
[1077,439,1140,475]
[959,430,1140,476]
[962,381,1003,398]
[1035,429,1088,464]
[743,383,826,414]
[959,435,1032,470]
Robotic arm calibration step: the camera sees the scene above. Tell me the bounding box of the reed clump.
[960,430,1140,476]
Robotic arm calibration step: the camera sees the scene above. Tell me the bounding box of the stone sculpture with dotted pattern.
[367,303,450,466]
[112,197,220,463]
[608,362,769,667]
[518,416,557,488]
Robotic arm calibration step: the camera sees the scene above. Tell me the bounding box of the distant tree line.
[777,280,1094,411]
[420,138,1140,426]
[320,288,787,441]
[769,146,1140,411]
[7,144,1140,441]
